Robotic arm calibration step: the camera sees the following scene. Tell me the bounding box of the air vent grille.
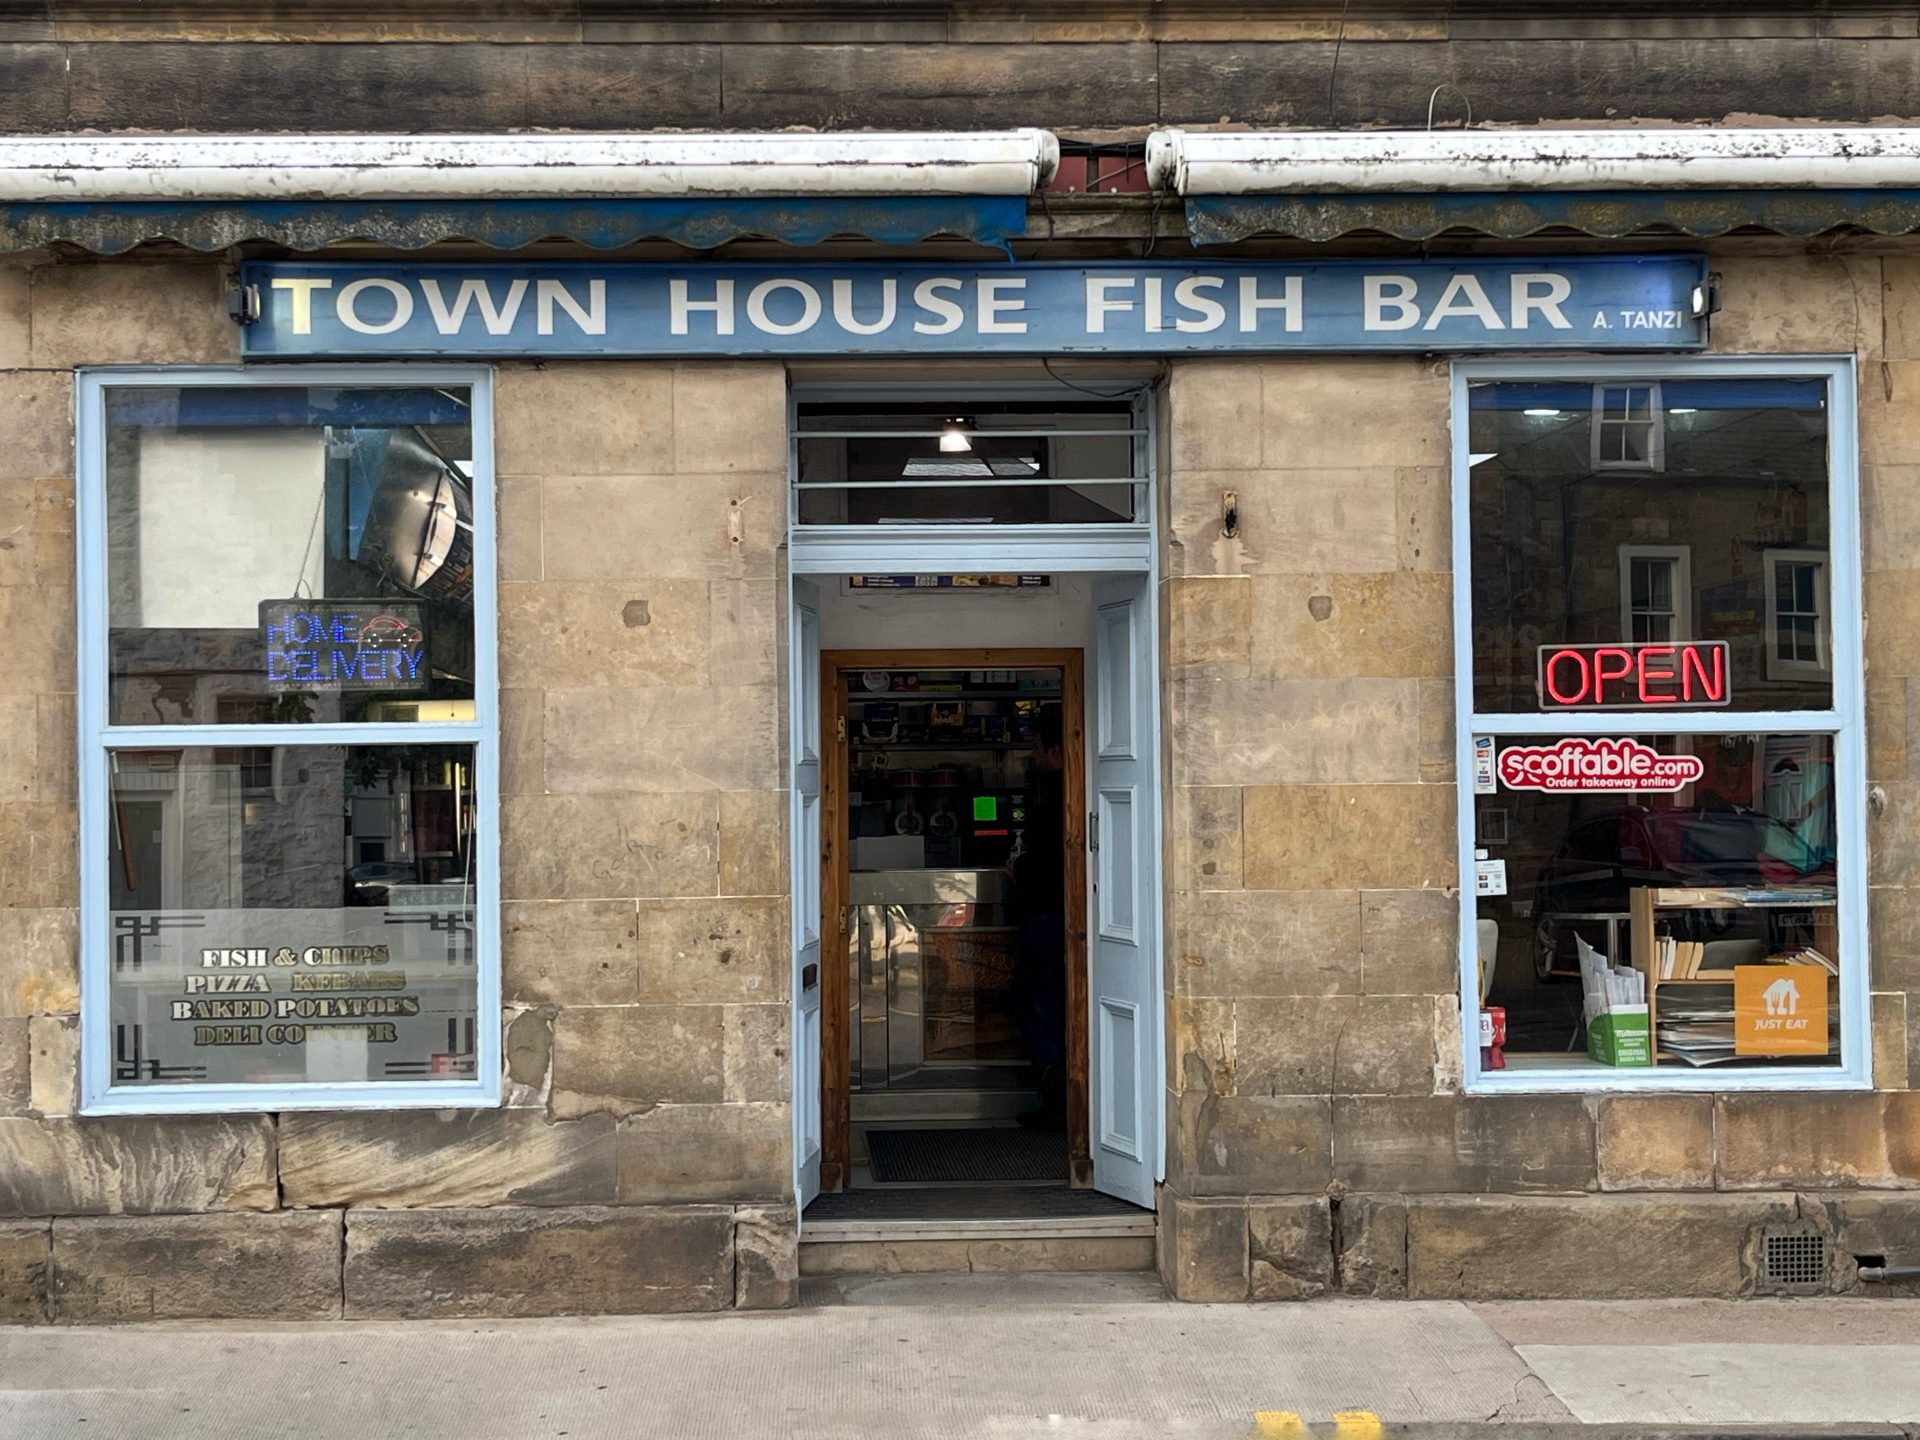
[1758,1226,1829,1294]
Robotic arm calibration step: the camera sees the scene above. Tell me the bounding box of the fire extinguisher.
[1478,1007,1507,1070]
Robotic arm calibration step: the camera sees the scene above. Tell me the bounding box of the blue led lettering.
[259,600,429,693]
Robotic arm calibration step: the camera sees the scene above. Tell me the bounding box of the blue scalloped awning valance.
[0,194,1029,255]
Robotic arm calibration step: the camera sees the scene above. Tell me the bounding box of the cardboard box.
[1587,1005,1652,1067]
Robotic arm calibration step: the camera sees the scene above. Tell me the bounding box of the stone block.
[27,1013,75,1117]
[1876,992,1911,1089]
[1170,997,1234,1094]
[1234,995,1435,1095]
[1248,1196,1334,1300]
[0,1219,48,1322]
[734,1204,798,1309]
[549,1005,726,1117]
[1397,465,1449,572]
[345,1204,733,1318]
[29,262,237,368]
[0,1018,26,1115]
[1332,1095,1597,1194]
[504,899,640,1008]
[1157,1193,1248,1301]
[709,576,781,689]
[1864,466,1920,579]
[543,685,780,793]
[673,363,788,474]
[1715,1093,1904,1189]
[1360,888,1459,996]
[499,579,709,690]
[718,789,787,897]
[1174,1093,1332,1196]
[1417,677,1454,783]
[1168,785,1241,893]
[1862,362,1920,466]
[0,265,27,368]
[1870,884,1920,992]
[1334,1193,1407,1298]
[1248,573,1453,680]
[616,1102,790,1204]
[50,1211,342,1322]
[802,1235,1156,1276]
[279,1110,616,1209]
[1169,361,1264,473]
[1165,576,1252,677]
[723,1004,789,1102]
[1711,254,1881,356]
[1866,667,1909,782]
[505,1006,552,1097]
[1885,257,1920,361]
[0,1116,274,1217]
[499,686,544,796]
[496,471,542,583]
[0,693,35,801]
[542,471,783,582]
[0,802,76,908]
[0,475,74,589]
[1260,358,1447,471]
[0,583,73,699]
[1596,1094,1714,1191]
[1809,1192,1920,1293]
[1172,677,1422,787]
[1242,783,1455,891]
[493,362,674,476]
[1406,1193,1795,1300]
[1173,888,1361,998]
[501,792,719,901]
[1167,467,1400,577]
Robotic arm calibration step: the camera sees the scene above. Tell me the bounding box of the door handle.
[1089,808,1100,854]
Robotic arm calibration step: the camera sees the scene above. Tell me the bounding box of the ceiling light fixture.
[1523,408,1562,418]
[939,417,973,453]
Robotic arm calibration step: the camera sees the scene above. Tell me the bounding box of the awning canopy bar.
[1148,127,1920,194]
[0,130,1062,202]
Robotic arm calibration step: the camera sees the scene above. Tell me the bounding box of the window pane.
[106,387,476,726]
[1475,731,1842,1074]
[108,743,479,1087]
[795,400,1136,526]
[1469,378,1831,712]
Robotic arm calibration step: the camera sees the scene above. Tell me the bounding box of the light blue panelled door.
[791,578,824,1209]
[1090,575,1159,1208]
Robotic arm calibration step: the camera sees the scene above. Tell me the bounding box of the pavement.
[1,1273,1918,1439]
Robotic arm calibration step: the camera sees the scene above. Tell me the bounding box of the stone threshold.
[801,1212,1157,1244]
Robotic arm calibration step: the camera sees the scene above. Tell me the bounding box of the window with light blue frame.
[1452,358,1868,1091]
[77,368,500,1114]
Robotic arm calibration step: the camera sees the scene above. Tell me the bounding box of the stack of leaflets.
[1577,935,1651,1066]
[1654,989,1738,1066]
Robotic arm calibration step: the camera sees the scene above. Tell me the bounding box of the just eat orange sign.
[1734,966,1829,1056]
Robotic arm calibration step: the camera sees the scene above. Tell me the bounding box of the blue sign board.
[239,257,1708,359]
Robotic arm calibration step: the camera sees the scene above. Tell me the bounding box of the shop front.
[3,127,1918,1319]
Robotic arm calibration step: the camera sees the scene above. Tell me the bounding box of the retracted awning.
[0,131,1060,254]
[1147,127,1920,244]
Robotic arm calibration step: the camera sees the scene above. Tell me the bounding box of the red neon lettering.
[1680,643,1726,703]
[1592,647,1634,702]
[1637,645,1677,703]
[1544,648,1590,706]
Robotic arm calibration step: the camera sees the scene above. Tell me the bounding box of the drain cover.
[1758,1224,1830,1294]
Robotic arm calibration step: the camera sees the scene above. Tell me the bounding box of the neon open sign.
[1536,641,1730,710]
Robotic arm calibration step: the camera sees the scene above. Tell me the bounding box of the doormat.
[865,1127,1067,1185]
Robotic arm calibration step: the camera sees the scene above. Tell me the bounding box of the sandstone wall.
[1155,253,1920,1299]
[0,258,797,1318]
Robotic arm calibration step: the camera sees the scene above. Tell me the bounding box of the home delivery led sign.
[238,257,1708,358]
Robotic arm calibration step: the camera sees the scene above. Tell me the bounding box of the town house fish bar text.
[239,257,1711,358]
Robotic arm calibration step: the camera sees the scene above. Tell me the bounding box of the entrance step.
[799,1210,1156,1277]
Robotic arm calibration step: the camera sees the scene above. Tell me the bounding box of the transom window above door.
[793,398,1149,528]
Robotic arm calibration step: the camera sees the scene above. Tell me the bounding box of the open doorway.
[820,649,1090,1199]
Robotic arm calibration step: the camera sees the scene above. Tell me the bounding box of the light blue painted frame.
[1450,355,1870,1094]
[76,364,502,1115]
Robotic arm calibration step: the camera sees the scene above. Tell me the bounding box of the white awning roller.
[0,129,1062,202]
[1147,127,1920,194]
